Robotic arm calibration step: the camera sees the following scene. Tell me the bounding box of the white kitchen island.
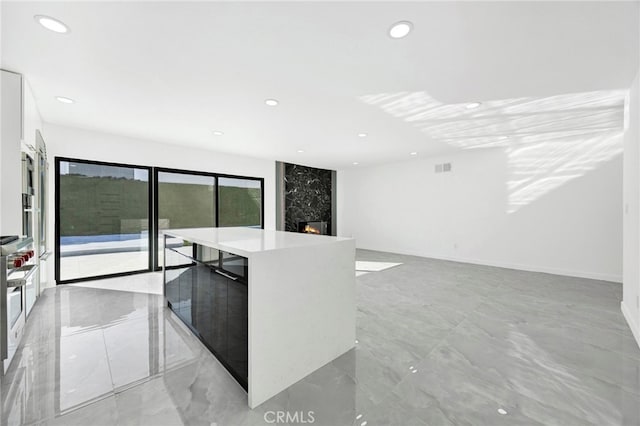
[162,227,356,408]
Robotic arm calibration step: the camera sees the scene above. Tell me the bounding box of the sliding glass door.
[156,170,216,268]
[55,159,264,283]
[56,159,151,282]
[218,177,263,228]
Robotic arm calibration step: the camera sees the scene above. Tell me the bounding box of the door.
[56,158,152,283]
[226,276,248,383]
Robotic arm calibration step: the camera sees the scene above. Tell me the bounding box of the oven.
[1,237,37,374]
[22,153,35,239]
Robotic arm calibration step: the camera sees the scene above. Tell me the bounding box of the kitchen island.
[162,227,355,408]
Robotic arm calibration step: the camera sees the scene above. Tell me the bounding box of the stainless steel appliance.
[0,237,37,374]
[22,153,35,239]
[36,131,48,257]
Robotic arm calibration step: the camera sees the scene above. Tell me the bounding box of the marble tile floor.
[355,262,403,272]
[2,249,639,426]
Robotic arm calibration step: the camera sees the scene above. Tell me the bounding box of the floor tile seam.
[70,287,163,297]
[101,328,118,394]
[354,380,399,409]
[383,370,463,425]
[102,309,169,332]
[20,309,167,352]
[389,321,467,387]
[63,284,163,296]
[112,373,164,396]
[22,391,117,426]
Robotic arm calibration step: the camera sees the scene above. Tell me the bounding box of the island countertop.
[162,227,353,258]
[162,226,356,408]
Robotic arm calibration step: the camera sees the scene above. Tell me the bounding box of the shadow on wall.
[359,89,625,213]
[506,130,622,213]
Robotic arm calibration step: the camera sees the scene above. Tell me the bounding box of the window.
[56,159,151,282]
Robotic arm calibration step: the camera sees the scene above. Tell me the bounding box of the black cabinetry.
[164,238,248,389]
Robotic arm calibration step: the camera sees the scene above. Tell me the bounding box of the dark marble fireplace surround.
[278,162,335,236]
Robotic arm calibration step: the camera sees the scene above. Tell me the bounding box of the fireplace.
[297,221,328,235]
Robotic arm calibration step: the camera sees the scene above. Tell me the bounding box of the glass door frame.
[54,157,154,284]
[54,159,265,283]
[154,167,218,271]
[153,167,264,271]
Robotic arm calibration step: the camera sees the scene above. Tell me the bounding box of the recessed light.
[357,133,368,138]
[498,408,508,415]
[353,162,359,165]
[34,15,69,34]
[389,21,413,39]
[466,102,482,109]
[410,152,418,156]
[56,96,74,104]
[212,130,224,136]
[297,150,304,153]
[498,136,509,140]
[265,99,279,107]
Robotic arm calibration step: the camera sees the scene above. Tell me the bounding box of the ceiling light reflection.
[389,21,413,39]
[35,15,69,33]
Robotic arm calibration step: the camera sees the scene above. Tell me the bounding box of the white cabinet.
[0,70,23,237]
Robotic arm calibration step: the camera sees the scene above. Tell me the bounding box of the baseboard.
[358,245,622,283]
[441,255,622,283]
[621,301,640,349]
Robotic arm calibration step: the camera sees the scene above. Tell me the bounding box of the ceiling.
[2,1,638,170]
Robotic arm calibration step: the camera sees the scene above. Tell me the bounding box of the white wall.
[623,70,640,348]
[0,70,23,236]
[338,132,624,283]
[41,123,276,287]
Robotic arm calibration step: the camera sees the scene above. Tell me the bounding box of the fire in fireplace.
[297,221,328,235]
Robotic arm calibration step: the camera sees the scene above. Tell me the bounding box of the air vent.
[435,163,452,173]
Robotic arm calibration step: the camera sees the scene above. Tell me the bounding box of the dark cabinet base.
[165,242,248,390]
